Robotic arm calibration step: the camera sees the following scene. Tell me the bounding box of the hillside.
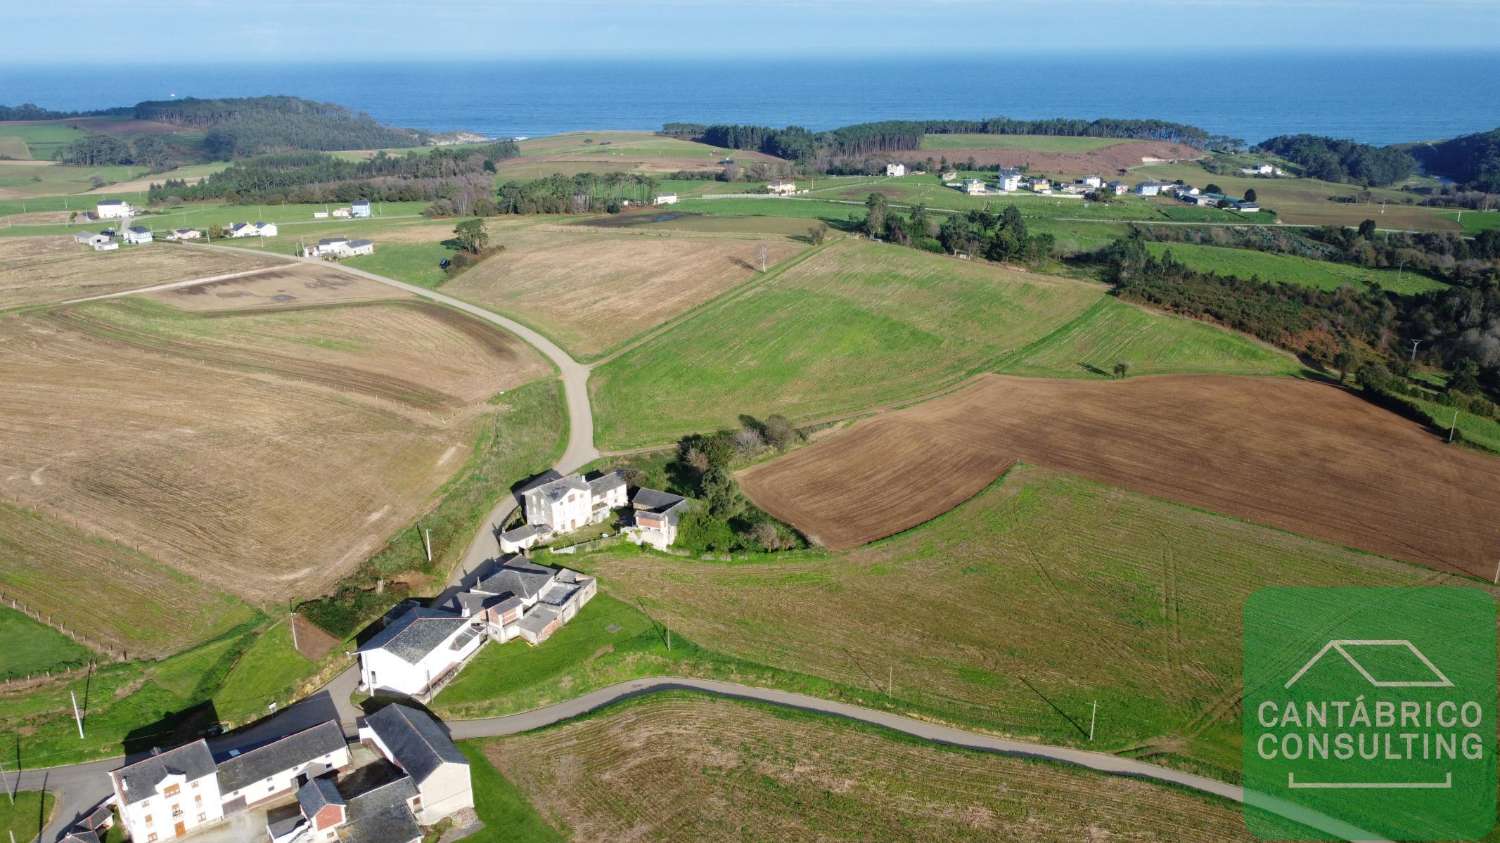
[1410,127,1500,191]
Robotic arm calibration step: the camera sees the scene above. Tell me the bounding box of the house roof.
[349,239,373,247]
[632,487,685,513]
[474,559,556,602]
[127,226,150,234]
[298,775,345,816]
[352,200,371,206]
[500,523,547,543]
[358,607,468,664]
[338,775,421,843]
[265,803,306,839]
[526,473,590,505]
[216,720,347,794]
[97,199,125,206]
[318,238,349,246]
[587,471,626,497]
[60,831,100,843]
[362,704,467,785]
[112,739,216,805]
[517,605,561,636]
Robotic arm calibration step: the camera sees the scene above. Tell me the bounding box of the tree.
[754,242,769,272]
[1451,358,1482,394]
[807,224,827,245]
[1243,188,1258,204]
[1357,219,1378,239]
[1113,361,1131,379]
[701,468,742,518]
[1332,348,1356,384]
[762,414,798,450]
[1205,183,1223,195]
[453,218,489,254]
[864,192,888,238]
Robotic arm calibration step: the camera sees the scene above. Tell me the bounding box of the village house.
[521,471,627,535]
[885,163,906,177]
[351,200,373,218]
[940,169,958,182]
[1134,181,1164,197]
[304,237,375,259]
[1167,183,1200,197]
[1080,175,1103,188]
[331,207,353,219]
[624,488,689,550]
[96,199,131,219]
[767,179,797,195]
[229,222,278,239]
[356,608,485,700]
[267,771,422,843]
[654,193,678,205]
[167,228,203,241]
[1239,163,1284,176]
[110,740,223,842]
[124,226,153,245]
[458,557,597,645]
[215,721,350,813]
[962,178,987,196]
[997,168,1023,192]
[1106,180,1128,195]
[1028,177,1052,194]
[358,705,474,825]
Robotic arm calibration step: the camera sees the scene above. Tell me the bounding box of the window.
[197,813,206,823]
[144,815,153,825]
[164,784,180,797]
[191,781,199,789]
[194,794,202,803]
[171,805,183,818]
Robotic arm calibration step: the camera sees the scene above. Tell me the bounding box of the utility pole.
[289,612,299,653]
[1491,559,1499,586]
[1089,701,1098,741]
[1449,408,1460,444]
[422,528,432,563]
[666,623,671,651]
[1408,339,1423,364]
[71,690,85,738]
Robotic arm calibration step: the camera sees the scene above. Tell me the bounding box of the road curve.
[445,676,1383,842]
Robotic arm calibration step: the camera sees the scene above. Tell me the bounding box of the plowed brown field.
[740,374,1500,574]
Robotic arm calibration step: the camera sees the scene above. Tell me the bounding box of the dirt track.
[740,374,1500,574]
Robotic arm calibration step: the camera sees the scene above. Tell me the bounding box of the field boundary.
[0,589,112,661]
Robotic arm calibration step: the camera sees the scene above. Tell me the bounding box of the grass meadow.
[919,133,1129,152]
[0,792,54,843]
[0,606,93,681]
[0,122,87,159]
[1145,241,1447,295]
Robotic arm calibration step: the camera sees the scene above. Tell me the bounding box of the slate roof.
[527,473,589,504]
[127,226,150,234]
[318,237,349,246]
[265,803,306,840]
[517,605,560,636]
[61,830,101,843]
[216,720,347,794]
[358,607,468,664]
[363,704,467,785]
[349,239,373,248]
[632,487,685,513]
[98,199,125,206]
[298,775,345,815]
[500,523,547,543]
[339,775,421,843]
[113,739,216,805]
[474,559,556,601]
[586,471,625,497]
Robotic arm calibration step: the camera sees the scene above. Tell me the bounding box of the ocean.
[3,52,1498,146]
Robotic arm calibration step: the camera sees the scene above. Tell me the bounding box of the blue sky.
[3,0,1497,62]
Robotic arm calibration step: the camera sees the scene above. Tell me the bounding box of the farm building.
[332,207,353,219]
[168,228,202,241]
[1106,180,1128,195]
[124,226,153,245]
[73,232,113,250]
[1236,201,1261,213]
[941,170,958,182]
[997,169,1023,192]
[1028,178,1052,194]
[96,199,131,219]
[229,222,277,238]
[215,720,350,812]
[305,237,375,259]
[1135,181,1164,197]
[624,488,690,550]
[1167,184,1201,197]
[654,193,679,205]
[359,705,474,825]
[313,211,330,219]
[768,179,797,195]
[886,163,907,177]
[352,200,373,218]
[356,608,485,699]
[266,772,425,843]
[110,740,223,841]
[1080,175,1103,188]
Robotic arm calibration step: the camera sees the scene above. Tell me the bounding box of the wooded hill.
[1409,128,1500,193]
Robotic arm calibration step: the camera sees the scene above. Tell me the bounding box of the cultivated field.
[145,262,410,311]
[0,237,284,310]
[591,240,1295,448]
[918,133,1131,153]
[0,501,255,657]
[483,694,1253,842]
[0,297,550,607]
[443,224,805,358]
[1144,241,1447,295]
[739,374,1500,573]
[589,466,1451,775]
[500,131,783,180]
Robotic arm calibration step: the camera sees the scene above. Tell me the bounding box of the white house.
[1168,184,1200,197]
[521,471,627,535]
[1239,163,1282,176]
[305,237,375,259]
[331,207,353,219]
[96,199,131,219]
[940,170,958,182]
[214,720,350,814]
[997,169,1023,192]
[359,705,473,826]
[351,200,373,218]
[111,740,223,843]
[257,222,279,237]
[962,178,986,196]
[357,608,486,699]
[1236,201,1261,213]
[228,222,276,239]
[124,226,153,245]
[885,163,906,177]
[74,232,114,250]
[1106,180,1128,195]
[459,558,597,646]
[1080,175,1103,188]
[313,211,330,219]
[94,239,119,252]
[767,179,797,195]
[167,228,202,241]
[1134,181,1164,197]
[624,488,689,550]
[654,193,679,206]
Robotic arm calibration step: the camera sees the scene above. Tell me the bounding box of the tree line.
[1256,134,1417,186]
[495,172,658,214]
[1410,128,1500,193]
[861,194,1053,263]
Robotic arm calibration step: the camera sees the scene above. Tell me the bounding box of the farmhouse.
[356,608,485,700]
[1106,180,1127,195]
[1135,181,1164,197]
[1080,175,1102,188]
[997,168,1023,192]
[229,222,278,239]
[962,178,987,196]
[624,487,689,550]
[96,199,131,219]
[654,193,679,205]
[941,170,958,182]
[1028,177,1052,194]
[111,740,223,841]
[124,226,153,245]
[352,200,373,218]
[886,163,907,177]
[168,228,203,241]
[305,237,375,259]
[215,720,350,812]
[767,179,797,195]
[358,705,474,825]
[521,470,627,535]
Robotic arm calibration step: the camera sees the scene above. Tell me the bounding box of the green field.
[0,606,92,681]
[0,122,87,160]
[919,133,1127,152]
[589,239,1103,448]
[211,619,316,724]
[1442,208,1500,235]
[516,131,734,160]
[582,465,1452,779]
[996,296,1304,378]
[344,240,455,288]
[1410,395,1500,454]
[0,792,54,843]
[1144,241,1447,295]
[590,238,1303,449]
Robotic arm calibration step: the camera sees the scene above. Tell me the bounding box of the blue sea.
[3,52,1498,145]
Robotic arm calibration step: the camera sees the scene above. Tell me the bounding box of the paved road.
[446,676,1383,841]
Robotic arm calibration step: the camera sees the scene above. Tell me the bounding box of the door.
[174,821,186,837]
